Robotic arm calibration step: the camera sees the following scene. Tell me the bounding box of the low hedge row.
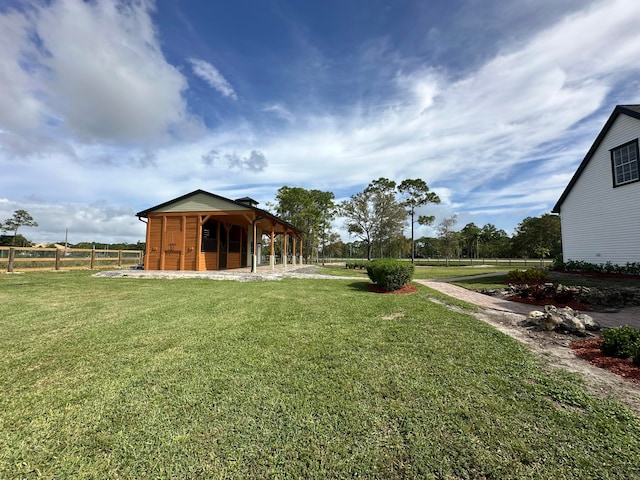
[507,268,549,284]
[365,258,415,292]
[345,261,367,269]
[560,260,640,275]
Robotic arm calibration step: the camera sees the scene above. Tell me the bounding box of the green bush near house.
[365,258,415,291]
[507,268,549,284]
[601,325,640,359]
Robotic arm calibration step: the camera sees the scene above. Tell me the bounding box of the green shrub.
[561,259,640,275]
[601,326,640,359]
[365,258,415,292]
[507,268,549,284]
[345,261,367,269]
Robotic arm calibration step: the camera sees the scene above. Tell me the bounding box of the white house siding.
[561,114,640,265]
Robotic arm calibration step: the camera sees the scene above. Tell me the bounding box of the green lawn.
[1,271,639,479]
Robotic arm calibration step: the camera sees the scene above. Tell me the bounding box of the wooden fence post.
[117,250,122,267]
[90,249,95,270]
[7,247,15,273]
[55,248,61,270]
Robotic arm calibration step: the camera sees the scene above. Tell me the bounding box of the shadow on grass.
[347,281,372,292]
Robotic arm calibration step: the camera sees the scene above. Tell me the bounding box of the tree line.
[3,182,562,262]
[267,179,561,262]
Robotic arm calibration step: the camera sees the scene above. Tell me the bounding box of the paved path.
[415,279,640,330]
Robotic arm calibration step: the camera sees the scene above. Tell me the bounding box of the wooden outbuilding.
[136,190,303,272]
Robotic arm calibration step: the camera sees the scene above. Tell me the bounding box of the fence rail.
[0,246,143,273]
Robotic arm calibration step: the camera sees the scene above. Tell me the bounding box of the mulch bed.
[570,338,640,384]
[368,284,418,294]
[505,295,593,311]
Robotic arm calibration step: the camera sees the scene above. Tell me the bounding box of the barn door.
[163,217,183,270]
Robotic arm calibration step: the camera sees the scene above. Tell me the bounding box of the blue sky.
[1,0,640,244]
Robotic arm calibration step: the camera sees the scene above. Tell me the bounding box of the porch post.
[195,216,203,271]
[251,221,258,273]
[299,234,303,264]
[292,235,297,266]
[270,225,275,270]
[283,230,288,268]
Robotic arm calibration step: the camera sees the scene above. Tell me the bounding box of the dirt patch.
[368,284,418,294]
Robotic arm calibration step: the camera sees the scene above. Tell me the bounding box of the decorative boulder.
[526,305,600,335]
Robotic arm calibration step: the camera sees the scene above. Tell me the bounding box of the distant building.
[136,190,303,271]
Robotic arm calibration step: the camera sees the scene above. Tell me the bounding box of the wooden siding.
[226,253,242,270]
[156,192,251,213]
[200,252,218,270]
[146,217,162,270]
[183,215,198,270]
[561,114,640,264]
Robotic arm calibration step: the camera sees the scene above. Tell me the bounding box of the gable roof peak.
[552,103,640,213]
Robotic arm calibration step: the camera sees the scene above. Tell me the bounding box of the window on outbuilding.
[228,224,243,253]
[201,219,218,252]
[611,139,640,187]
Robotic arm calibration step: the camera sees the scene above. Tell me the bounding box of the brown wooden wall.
[144,213,249,271]
[146,217,162,270]
[183,216,198,270]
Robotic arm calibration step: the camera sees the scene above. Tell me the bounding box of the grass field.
[2,271,640,479]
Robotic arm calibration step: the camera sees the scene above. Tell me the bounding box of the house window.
[611,139,640,187]
[201,219,218,252]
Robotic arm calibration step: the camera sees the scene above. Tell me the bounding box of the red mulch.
[570,338,640,384]
[368,284,418,294]
[505,295,593,311]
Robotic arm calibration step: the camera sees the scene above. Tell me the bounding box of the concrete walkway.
[94,264,355,282]
[415,279,640,330]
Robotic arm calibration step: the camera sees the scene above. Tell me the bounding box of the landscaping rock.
[525,305,600,335]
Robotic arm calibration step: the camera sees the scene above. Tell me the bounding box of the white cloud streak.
[189,58,237,100]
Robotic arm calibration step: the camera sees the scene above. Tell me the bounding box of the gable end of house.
[552,105,640,214]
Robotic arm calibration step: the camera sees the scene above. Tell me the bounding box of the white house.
[552,105,640,265]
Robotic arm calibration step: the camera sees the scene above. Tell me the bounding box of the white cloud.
[0,0,195,151]
[189,58,237,100]
[262,104,296,123]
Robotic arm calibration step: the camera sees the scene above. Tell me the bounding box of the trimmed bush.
[601,326,640,359]
[365,258,415,292]
[345,261,367,270]
[507,268,549,284]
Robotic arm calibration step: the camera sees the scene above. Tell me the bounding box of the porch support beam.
[270,224,275,270]
[283,230,288,268]
[292,235,297,266]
